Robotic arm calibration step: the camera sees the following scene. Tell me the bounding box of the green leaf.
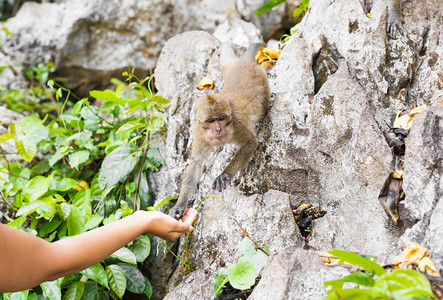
[111,247,137,264]
[22,175,49,202]
[68,151,90,169]
[324,287,373,300]
[147,116,165,132]
[84,214,104,231]
[0,133,14,143]
[72,189,92,219]
[154,197,176,210]
[372,269,436,299]
[98,144,141,190]
[144,146,165,171]
[15,136,37,162]
[116,120,145,134]
[58,202,71,220]
[254,0,287,15]
[227,257,256,290]
[20,116,49,144]
[106,264,127,299]
[7,216,27,229]
[144,278,152,299]
[40,280,62,300]
[128,234,151,263]
[117,263,146,294]
[50,177,77,192]
[81,281,110,300]
[38,216,63,237]
[138,172,153,210]
[67,205,85,236]
[238,237,257,257]
[7,290,29,300]
[90,90,126,106]
[214,268,228,295]
[328,250,385,276]
[62,281,85,300]
[147,95,169,110]
[16,200,46,217]
[81,264,109,289]
[324,272,375,288]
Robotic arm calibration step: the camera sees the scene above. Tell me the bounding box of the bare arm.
[0,209,197,293]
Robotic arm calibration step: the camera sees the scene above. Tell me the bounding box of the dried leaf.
[392,104,427,130]
[393,241,437,274]
[198,77,214,90]
[317,251,340,264]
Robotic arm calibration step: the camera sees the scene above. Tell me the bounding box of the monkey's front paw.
[212,173,231,192]
[169,203,186,220]
[387,17,404,39]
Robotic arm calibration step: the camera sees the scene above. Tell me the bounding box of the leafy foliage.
[0,67,171,299]
[323,250,437,300]
[214,237,269,296]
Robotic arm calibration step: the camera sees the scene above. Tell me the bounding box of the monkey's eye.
[206,119,216,123]
[218,117,226,122]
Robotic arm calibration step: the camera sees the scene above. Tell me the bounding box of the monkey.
[169,42,271,220]
[363,0,404,39]
[387,0,404,39]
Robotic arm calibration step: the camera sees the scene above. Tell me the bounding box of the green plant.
[323,249,437,300]
[255,0,309,44]
[214,237,269,296]
[0,69,171,299]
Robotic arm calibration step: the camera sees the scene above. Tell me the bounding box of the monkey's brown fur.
[170,42,270,219]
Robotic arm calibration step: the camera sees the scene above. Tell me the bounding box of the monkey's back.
[221,59,270,126]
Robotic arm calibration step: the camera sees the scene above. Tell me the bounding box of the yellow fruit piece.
[367,13,372,18]
[393,112,411,129]
[198,77,214,90]
[392,171,403,179]
[255,47,281,70]
[419,257,441,277]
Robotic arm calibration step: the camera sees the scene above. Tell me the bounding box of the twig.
[233,218,269,256]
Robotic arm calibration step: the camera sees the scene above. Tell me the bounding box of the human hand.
[146,208,197,240]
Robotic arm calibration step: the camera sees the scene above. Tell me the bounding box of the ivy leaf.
[16,200,46,218]
[71,189,92,220]
[50,177,77,192]
[81,263,109,289]
[62,281,85,300]
[98,144,141,190]
[106,264,127,299]
[227,257,256,290]
[111,247,137,264]
[90,90,126,107]
[40,279,62,300]
[0,133,14,143]
[128,234,151,263]
[238,237,257,257]
[117,263,146,294]
[58,202,71,220]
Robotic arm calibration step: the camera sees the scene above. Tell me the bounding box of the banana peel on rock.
[378,105,427,224]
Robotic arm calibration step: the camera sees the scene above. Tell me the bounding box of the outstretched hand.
[146,208,198,240]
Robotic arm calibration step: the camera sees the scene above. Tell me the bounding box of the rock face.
[147,0,442,299]
[0,0,295,95]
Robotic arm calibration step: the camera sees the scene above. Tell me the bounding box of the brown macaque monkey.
[169,42,271,220]
[364,0,404,39]
[387,0,404,39]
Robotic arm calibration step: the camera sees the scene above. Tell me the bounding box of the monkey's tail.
[240,42,266,63]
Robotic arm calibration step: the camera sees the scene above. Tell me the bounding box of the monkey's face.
[200,115,234,145]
